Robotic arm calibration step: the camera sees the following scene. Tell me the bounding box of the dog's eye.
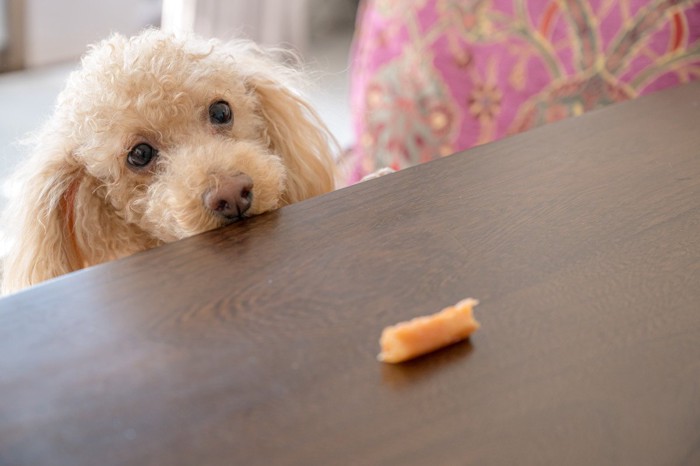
[209,101,233,125]
[127,143,157,168]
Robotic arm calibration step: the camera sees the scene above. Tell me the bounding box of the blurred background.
[0,0,359,212]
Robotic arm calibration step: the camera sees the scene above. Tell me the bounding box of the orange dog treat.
[378,298,480,363]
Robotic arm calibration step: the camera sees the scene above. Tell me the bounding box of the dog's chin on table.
[0,28,344,295]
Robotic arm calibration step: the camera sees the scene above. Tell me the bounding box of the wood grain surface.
[1,82,699,466]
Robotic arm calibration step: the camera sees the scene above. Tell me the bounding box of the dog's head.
[1,29,337,293]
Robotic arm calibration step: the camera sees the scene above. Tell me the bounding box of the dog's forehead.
[102,38,246,94]
[63,34,258,140]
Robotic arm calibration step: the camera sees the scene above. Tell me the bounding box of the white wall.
[24,0,161,66]
[0,0,7,51]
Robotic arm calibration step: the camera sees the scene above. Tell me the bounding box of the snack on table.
[378,298,480,363]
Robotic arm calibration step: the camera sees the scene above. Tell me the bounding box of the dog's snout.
[204,174,254,219]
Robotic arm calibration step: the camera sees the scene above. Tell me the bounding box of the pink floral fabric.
[346,0,700,183]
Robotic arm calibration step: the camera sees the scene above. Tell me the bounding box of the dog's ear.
[1,138,86,294]
[252,77,338,204]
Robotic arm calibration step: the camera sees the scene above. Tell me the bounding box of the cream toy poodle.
[1,29,338,294]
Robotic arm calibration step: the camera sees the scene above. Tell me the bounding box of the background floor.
[0,26,355,212]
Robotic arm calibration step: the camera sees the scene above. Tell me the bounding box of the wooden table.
[2,82,699,465]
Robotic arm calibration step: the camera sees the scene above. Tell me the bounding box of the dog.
[0,29,338,294]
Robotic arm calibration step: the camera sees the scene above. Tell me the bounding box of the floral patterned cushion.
[346,0,700,183]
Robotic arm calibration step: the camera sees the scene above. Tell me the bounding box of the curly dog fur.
[1,29,337,294]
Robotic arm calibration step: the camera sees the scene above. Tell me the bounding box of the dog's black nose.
[204,174,254,219]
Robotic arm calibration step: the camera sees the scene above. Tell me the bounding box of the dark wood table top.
[2,82,700,466]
